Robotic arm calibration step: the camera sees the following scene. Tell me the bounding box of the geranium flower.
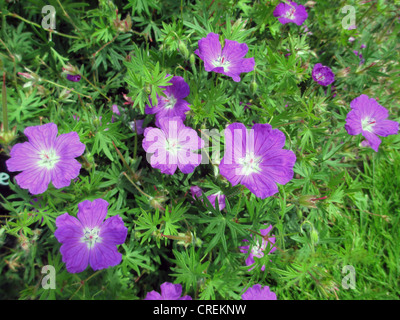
[273,1,308,26]
[6,123,85,195]
[312,63,335,86]
[145,76,191,127]
[345,94,399,152]
[54,199,127,273]
[190,185,226,210]
[142,117,204,175]
[219,123,296,199]
[144,282,192,300]
[242,284,277,300]
[239,225,277,271]
[194,33,255,82]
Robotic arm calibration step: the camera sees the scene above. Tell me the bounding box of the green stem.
[0,12,80,40]
[41,79,92,100]
[2,72,8,133]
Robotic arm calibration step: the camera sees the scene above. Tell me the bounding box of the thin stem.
[0,12,80,40]
[2,72,8,133]
[80,74,111,102]
[122,172,152,199]
[41,79,92,100]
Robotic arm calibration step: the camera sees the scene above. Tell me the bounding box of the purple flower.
[66,74,81,82]
[348,36,356,43]
[194,33,255,82]
[145,76,191,128]
[273,1,308,26]
[130,119,145,134]
[242,284,277,300]
[190,186,226,210]
[142,117,204,175]
[219,123,296,199]
[144,282,192,300]
[6,123,85,195]
[345,94,399,152]
[111,104,121,123]
[312,63,335,86]
[239,225,277,271]
[360,44,367,49]
[54,199,127,273]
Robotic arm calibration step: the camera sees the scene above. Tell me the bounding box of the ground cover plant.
[0,0,399,300]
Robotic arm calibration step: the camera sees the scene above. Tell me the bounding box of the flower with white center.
[145,76,191,127]
[273,1,308,26]
[194,32,255,82]
[220,122,296,199]
[239,225,277,271]
[345,94,399,152]
[55,199,127,273]
[6,123,85,195]
[143,117,205,175]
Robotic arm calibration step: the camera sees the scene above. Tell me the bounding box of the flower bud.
[310,228,319,245]
[0,125,17,145]
[250,81,258,95]
[336,67,351,78]
[190,53,196,66]
[178,41,189,60]
[298,195,317,208]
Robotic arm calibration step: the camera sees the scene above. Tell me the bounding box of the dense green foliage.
[0,0,399,300]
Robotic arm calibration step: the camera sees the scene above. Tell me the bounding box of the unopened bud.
[178,41,189,60]
[250,81,258,95]
[336,67,351,78]
[310,228,319,245]
[299,195,318,208]
[0,125,17,145]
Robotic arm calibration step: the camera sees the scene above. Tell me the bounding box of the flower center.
[251,240,265,258]
[316,73,325,82]
[163,94,177,109]
[361,117,376,132]
[37,149,60,169]
[165,138,181,155]
[285,8,296,20]
[212,56,230,72]
[238,152,262,176]
[82,227,101,249]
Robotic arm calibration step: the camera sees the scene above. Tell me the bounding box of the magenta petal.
[60,241,89,273]
[6,142,40,172]
[77,199,109,229]
[362,130,381,152]
[89,242,122,271]
[55,132,86,159]
[24,123,58,151]
[99,215,128,245]
[14,167,51,195]
[242,284,277,300]
[51,159,82,189]
[55,213,84,243]
[144,291,163,300]
[160,282,183,300]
